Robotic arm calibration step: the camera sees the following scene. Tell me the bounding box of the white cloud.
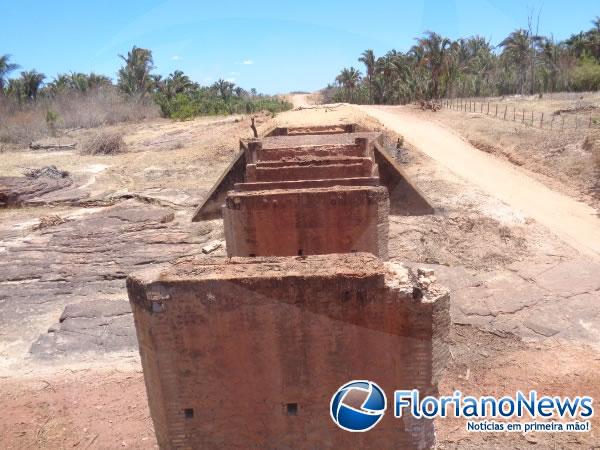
[171,55,181,60]
[229,71,240,76]
[226,77,236,83]
[242,59,254,65]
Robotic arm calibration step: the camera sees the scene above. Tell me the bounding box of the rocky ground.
[1,105,599,448]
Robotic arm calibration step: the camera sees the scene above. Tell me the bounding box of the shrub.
[83,131,126,155]
[154,90,292,120]
[45,109,60,136]
[571,58,600,91]
[0,86,160,145]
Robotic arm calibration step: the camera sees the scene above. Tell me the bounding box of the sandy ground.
[361,105,600,259]
[1,100,600,448]
[432,93,600,211]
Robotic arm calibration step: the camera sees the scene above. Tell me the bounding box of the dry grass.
[583,131,600,180]
[432,93,600,207]
[0,87,160,145]
[31,215,69,231]
[449,91,600,130]
[82,131,127,155]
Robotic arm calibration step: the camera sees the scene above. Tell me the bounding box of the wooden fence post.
[487,102,490,114]
[531,111,534,126]
[540,112,544,128]
[504,105,507,120]
[522,110,525,123]
[495,104,498,117]
[513,107,516,121]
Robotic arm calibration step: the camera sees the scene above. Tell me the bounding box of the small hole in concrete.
[286,403,298,416]
[412,287,423,300]
[152,302,163,313]
[249,253,256,257]
[297,249,303,256]
[342,291,351,302]
[184,408,194,419]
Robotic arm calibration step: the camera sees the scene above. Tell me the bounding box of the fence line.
[441,98,599,131]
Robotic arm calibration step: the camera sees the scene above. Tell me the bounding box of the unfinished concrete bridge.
[127,123,450,449]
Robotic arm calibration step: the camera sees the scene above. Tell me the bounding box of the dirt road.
[360,105,600,259]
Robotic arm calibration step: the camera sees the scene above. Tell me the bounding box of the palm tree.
[335,67,361,101]
[214,79,234,101]
[87,73,111,89]
[454,36,494,97]
[534,36,561,93]
[19,70,45,100]
[499,29,532,94]
[358,49,375,104]
[6,78,25,102]
[416,31,452,98]
[0,54,20,94]
[158,70,195,99]
[117,46,155,97]
[373,51,407,103]
[590,16,600,59]
[47,72,112,95]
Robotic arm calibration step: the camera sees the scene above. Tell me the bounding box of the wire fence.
[442,98,600,131]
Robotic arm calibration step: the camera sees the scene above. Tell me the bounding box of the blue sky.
[1,0,598,94]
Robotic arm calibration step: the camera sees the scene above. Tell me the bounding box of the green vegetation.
[329,16,600,104]
[154,76,291,120]
[114,46,291,118]
[0,46,291,140]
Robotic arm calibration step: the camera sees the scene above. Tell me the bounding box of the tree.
[117,46,155,97]
[0,54,20,94]
[87,73,112,89]
[535,37,562,93]
[335,67,361,101]
[47,72,112,94]
[157,70,195,99]
[499,29,532,94]
[590,16,600,60]
[375,51,399,102]
[19,70,45,100]
[416,31,452,98]
[358,49,375,103]
[6,78,25,102]
[213,79,235,100]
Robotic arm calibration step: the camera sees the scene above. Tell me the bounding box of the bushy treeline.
[153,74,291,119]
[329,17,600,104]
[0,47,291,143]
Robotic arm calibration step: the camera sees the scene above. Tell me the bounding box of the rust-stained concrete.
[127,253,450,450]
[131,124,448,449]
[223,186,389,259]
[192,127,433,222]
